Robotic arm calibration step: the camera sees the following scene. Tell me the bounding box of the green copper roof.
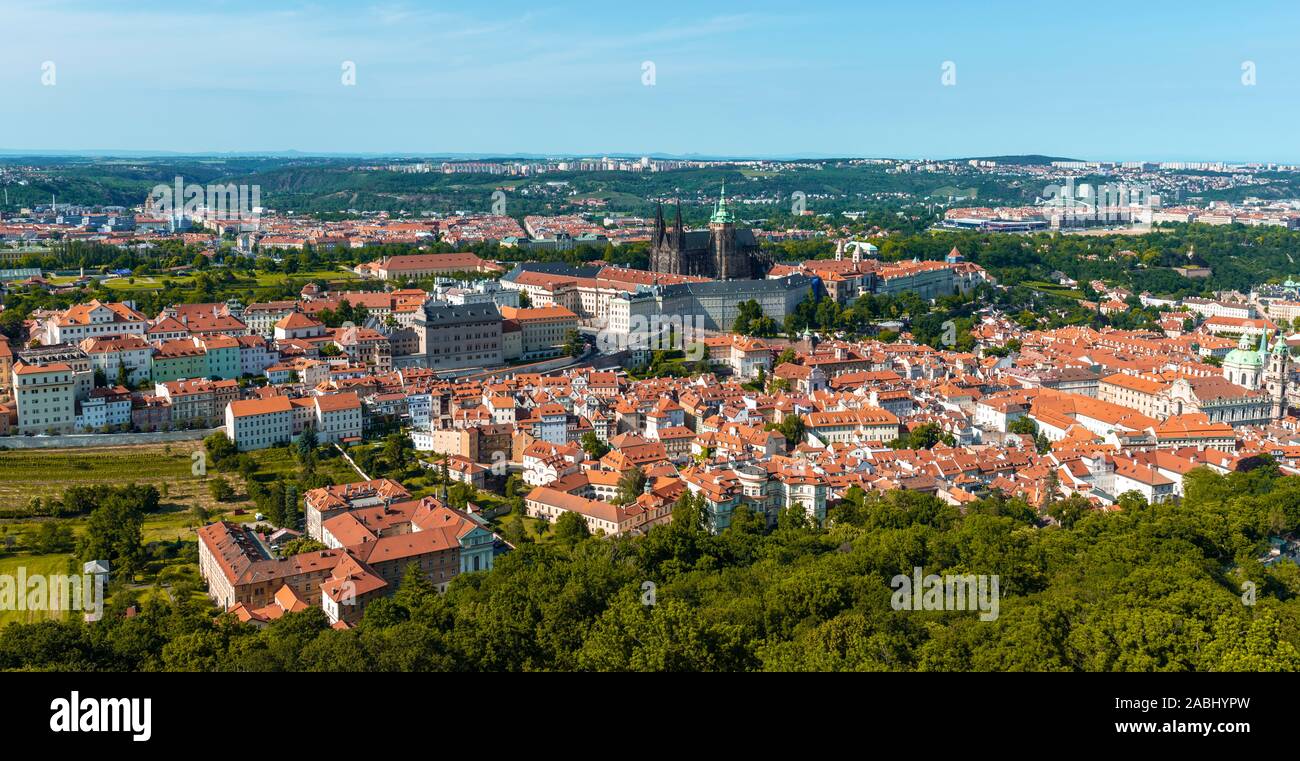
[710,183,734,225]
[1225,348,1264,367]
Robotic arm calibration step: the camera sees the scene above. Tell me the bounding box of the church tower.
[650,200,686,274]
[709,183,737,279]
[651,201,666,272]
[1265,332,1290,420]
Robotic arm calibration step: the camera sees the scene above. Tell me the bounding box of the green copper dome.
[1225,332,1264,367]
[1225,348,1264,367]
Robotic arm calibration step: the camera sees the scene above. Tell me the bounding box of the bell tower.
[1266,332,1290,419]
[709,183,737,279]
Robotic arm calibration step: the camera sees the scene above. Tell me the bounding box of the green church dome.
[1224,348,1263,367]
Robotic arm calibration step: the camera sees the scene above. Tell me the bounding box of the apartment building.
[703,334,772,379]
[225,396,294,450]
[43,300,148,345]
[0,336,12,398]
[75,385,133,431]
[1098,373,1169,419]
[274,311,326,341]
[235,334,278,376]
[197,521,345,610]
[156,378,239,427]
[151,339,209,382]
[166,305,249,338]
[1182,298,1256,320]
[199,335,241,379]
[303,479,411,540]
[11,361,77,434]
[80,334,153,386]
[16,343,94,401]
[804,407,901,444]
[242,300,298,337]
[203,497,497,627]
[497,306,579,359]
[313,391,364,444]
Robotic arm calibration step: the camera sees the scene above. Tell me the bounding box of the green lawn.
[0,441,359,543]
[0,442,212,515]
[100,276,166,292]
[928,186,979,199]
[0,553,75,626]
[0,441,373,624]
[100,267,361,295]
[519,515,553,543]
[246,445,362,484]
[251,268,361,286]
[1021,280,1085,300]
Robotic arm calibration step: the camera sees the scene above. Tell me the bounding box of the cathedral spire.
[710,182,734,225]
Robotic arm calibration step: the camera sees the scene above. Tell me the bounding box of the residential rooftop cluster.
[5,222,1300,629]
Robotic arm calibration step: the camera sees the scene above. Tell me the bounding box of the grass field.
[99,267,361,294]
[928,186,979,200]
[0,441,375,623]
[0,553,75,626]
[0,441,363,555]
[245,445,362,485]
[1021,280,1085,299]
[0,441,216,513]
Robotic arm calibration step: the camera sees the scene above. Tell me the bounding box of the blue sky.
[2,0,1298,161]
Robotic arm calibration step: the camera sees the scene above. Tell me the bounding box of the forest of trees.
[3,461,1300,671]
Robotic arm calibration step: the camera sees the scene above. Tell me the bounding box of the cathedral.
[649,186,769,279]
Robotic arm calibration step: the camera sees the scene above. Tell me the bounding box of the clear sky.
[2,0,1298,161]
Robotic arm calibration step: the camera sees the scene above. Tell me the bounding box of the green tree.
[615,468,648,505]
[554,511,592,543]
[580,431,610,460]
[209,477,235,503]
[78,493,146,575]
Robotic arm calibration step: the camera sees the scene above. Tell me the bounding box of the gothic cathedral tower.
[709,182,737,279]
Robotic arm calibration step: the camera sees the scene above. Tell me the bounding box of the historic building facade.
[1222,331,1292,420]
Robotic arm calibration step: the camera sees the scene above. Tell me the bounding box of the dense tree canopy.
[4,463,1300,672]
